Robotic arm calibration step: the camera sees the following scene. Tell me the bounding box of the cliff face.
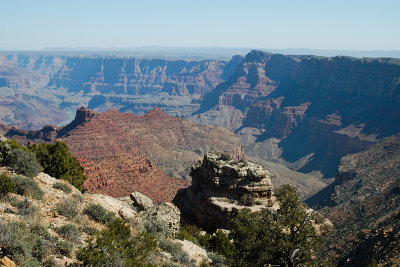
[174,151,278,231]
[0,54,243,129]
[49,57,227,96]
[0,107,242,202]
[195,50,400,177]
[312,134,400,266]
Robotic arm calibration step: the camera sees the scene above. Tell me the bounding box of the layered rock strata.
[195,50,400,177]
[0,107,242,203]
[174,151,278,231]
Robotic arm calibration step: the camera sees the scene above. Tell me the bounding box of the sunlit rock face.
[174,151,279,231]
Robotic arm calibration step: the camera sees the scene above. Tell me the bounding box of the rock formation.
[174,151,279,231]
[130,191,154,211]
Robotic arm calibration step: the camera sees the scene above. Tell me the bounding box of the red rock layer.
[0,107,241,202]
[79,154,189,203]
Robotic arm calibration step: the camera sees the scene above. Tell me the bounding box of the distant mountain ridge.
[192,50,400,177]
[1,50,400,179]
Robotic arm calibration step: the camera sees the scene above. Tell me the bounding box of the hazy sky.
[1,0,399,51]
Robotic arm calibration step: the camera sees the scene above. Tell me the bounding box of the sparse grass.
[54,224,81,243]
[83,203,115,225]
[0,220,48,265]
[11,175,44,200]
[72,193,83,202]
[55,198,79,219]
[52,181,72,194]
[56,240,73,257]
[10,197,38,216]
[79,225,100,236]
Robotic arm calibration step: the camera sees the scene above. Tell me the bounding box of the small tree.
[230,185,325,267]
[30,141,86,189]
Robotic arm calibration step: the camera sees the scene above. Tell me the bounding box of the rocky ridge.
[174,151,279,231]
[0,107,242,202]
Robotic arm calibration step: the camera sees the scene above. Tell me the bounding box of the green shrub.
[143,215,170,238]
[79,226,100,236]
[30,224,57,242]
[30,141,87,189]
[77,219,157,266]
[197,230,234,263]
[83,204,115,224]
[7,148,43,177]
[218,153,231,161]
[0,173,15,196]
[54,224,81,243]
[0,139,26,166]
[52,181,72,194]
[158,238,190,264]
[10,198,38,216]
[0,220,48,265]
[240,194,255,206]
[11,175,43,200]
[208,251,228,267]
[72,193,83,202]
[56,240,73,257]
[177,224,202,242]
[55,198,79,219]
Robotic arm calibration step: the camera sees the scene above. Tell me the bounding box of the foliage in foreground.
[177,185,329,267]
[230,185,326,267]
[29,141,86,190]
[77,218,157,266]
[0,220,68,265]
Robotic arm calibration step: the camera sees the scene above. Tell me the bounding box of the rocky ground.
[0,168,209,266]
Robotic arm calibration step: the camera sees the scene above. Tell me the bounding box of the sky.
[1,0,399,51]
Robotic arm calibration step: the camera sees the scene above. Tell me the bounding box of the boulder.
[85,194,142,227]
[141,202,181,238]
[130,191,154,211]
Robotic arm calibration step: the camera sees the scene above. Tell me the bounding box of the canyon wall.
[193,50,400,177]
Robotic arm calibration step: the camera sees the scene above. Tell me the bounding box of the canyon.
[1,50,400,265]
[1,51,399,179]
